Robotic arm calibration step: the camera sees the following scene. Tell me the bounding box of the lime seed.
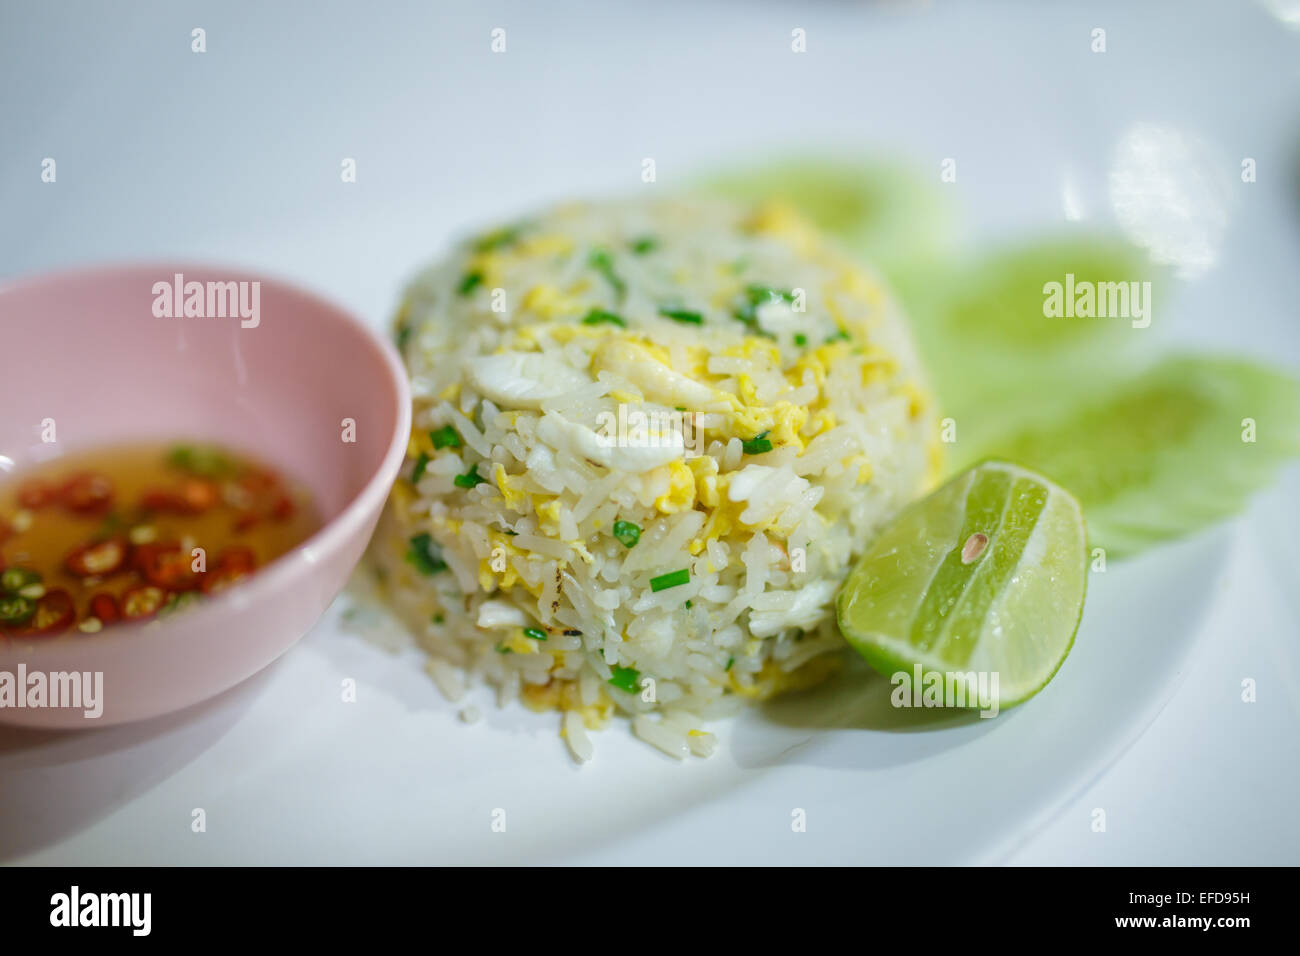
[961,532,989,564]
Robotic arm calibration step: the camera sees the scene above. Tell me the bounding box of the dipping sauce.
[0,443,319,637]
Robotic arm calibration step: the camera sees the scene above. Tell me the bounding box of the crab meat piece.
[593,340,717,409]
[466,352,593,409]
[748,579,838,637]
[476,599,529,629]
[538,411,685,472]
[727,463,821,528]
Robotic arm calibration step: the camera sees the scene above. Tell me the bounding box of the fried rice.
[371,197,938,761]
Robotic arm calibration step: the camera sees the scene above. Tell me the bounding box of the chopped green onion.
[0,595,36,626]
[588,249,626,300]
[608,665,641,693]
[165,444,196,469]
[453,465,485,489]
[405,533,447,575]
[472,225,520,252]
[1,567,41,594]
[612,520,642,549]
[582,308,627,328]
[167,444,234,477]
[630,236,658,255]
[684,600,693,609]
[433,614,445,624]
[731,304,759,331]
[725,656,734,671]
[794,333,808,347]
[524,627,547,641]
[658,307,703,325]
[496,644,512,654]
[95,511,126,540]
[457,271,484,296]
[747,284,796,305]
[732,284,795,338]
[430,425,461,449]
[742,431,773,455]
[650,568,690,592]
[411,452,430,484]
[160,591,202,618]
[395,324,412,350]
[825,330,851,344]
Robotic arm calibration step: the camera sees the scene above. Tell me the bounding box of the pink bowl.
[0,263,410,727]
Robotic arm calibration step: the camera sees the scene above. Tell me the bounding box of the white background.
[1,0,1297,864]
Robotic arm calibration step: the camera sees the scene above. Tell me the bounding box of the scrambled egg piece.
[522,284,585,319]
[500,630,542,655]
[494,464,529,511]
[654,459,695,514]
[517,233,575,258]
[687,455,722,508]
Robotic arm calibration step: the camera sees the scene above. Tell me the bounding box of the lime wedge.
[836,461,1087,710]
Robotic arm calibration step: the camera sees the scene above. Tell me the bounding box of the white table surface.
[2,0,1297,865]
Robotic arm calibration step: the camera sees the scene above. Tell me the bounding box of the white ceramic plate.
[1,0,1296,864]
[0,527,1229,865]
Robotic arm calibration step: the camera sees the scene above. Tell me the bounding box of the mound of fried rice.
[372,197,938,761]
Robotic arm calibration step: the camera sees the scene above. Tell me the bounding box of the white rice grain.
[633,715,690,760]
[564,711,594,762]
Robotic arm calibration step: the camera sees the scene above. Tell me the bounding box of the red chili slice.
[121,585,167,621]
[17,479,56,509]
[65,536,129,578]
[200,568,244,595]
[60,472,114,515]
[131,542,170,573]
[89,592,120,625]
[238,470,281,496]
[135,542,205,591]
[11,588,75,637]
[140,489,189,512]
[180,477,218,512]
[140,476,219,515]
[270,493,295,521]
[199,546,258,595]
[216,546,257,573]
[233,511,260,533]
